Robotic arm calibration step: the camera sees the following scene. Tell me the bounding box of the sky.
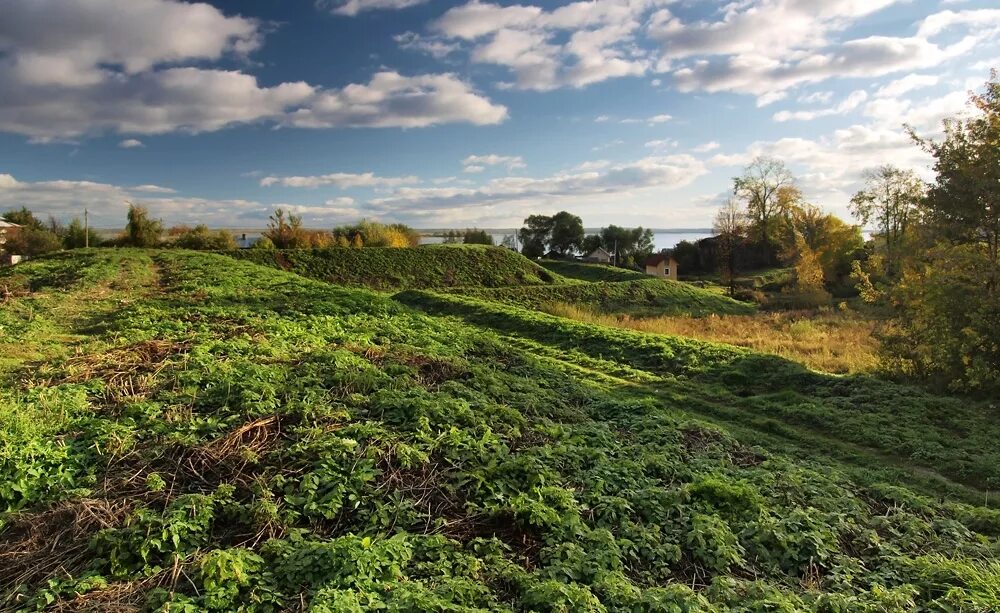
[0,0,997,229]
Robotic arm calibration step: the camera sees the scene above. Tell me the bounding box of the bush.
[174,225,237,250]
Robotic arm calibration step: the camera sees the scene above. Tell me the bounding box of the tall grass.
[543,302,879,374]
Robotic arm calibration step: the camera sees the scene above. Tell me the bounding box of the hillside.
[538,260,649,282]
[1,250,999,611]
[229,245,564,290]
[443,277,755,317]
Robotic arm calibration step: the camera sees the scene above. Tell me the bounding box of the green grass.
[444,278,756,317]
[396,290,1000,496]
[538,259,649,282]
[228,244,565,290]
[1,250,998,611]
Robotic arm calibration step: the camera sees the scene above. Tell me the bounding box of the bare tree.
[733,156,796,249]
[713,198,749,296]
[849,165,925,278]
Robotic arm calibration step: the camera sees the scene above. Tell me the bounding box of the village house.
[643,252,679,280]
[0,220,22,266]
[582,247,612,264]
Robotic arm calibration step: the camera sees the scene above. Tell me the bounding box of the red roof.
[643,253,675,267]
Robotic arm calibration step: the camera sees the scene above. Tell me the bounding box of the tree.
[912,70,1000,289]
[849,165,924,278]
[3,226,62,256]
[733,156,795,250]
[333,220,420,248]
[251,236,276,250]
[713,199,748,296]
[599,225,654,267]
[63,217,101,249]
[125,203,163,247]
[783,204,864,286]
[548,211,584,255]
[265,208,307,249]
[580,234,603,255]
[518,215,552,258]
[879,73,1000,393]
[462,229,494,245]
[442,229,462,244]
[2,207,45,230]
[174,224,238,250]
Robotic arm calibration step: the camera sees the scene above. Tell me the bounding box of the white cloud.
[0,1,507,139]
[131,184,176,194]
[461,154,526,173]
[773,89,868,122]
[645,138,678,149]
[317,0,428,17]
[119,139,145,149]
[692,141,720,152]
[260,171,419,189]
[875,73,940,98]
[367,153,708,213]
[285,72,508,129]
[426,0,667,91]
[655,4,999,102]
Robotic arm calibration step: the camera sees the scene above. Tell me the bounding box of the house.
[643,252,679,280]
[0,220,21,266]
[0,220,20,247]
[582,247,612,264]
[235,233,261,249]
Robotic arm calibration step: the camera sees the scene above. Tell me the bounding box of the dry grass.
[543,302,880,374]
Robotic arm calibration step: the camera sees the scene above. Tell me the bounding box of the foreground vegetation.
[447,278,755,318]
[229,245,563,290]
[543,303,878,374]
[2,250,999,611]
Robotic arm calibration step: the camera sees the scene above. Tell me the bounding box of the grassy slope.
[537,260,649,282]
[444,278,755,317]
[1,251,998,611]
[396,291,1000,497]
[228,245,565,290]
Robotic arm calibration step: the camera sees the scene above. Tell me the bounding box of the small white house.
[643,252,679,280]
[0,220,20,247]
[583,247,612,264]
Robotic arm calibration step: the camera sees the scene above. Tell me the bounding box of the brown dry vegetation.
[542,302,879,374]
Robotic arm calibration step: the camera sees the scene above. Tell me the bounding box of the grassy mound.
[1,250,998,611]
[228,245,564,290]
[538,260,649,282]
[445,278,755,317]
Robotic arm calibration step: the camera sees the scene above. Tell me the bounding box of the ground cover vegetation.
[229,244,563,290]
[2,249,999,612]
[444,278,755,318]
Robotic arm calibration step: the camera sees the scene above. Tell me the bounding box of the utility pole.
[613,239,618,267]
[84,208,89,248]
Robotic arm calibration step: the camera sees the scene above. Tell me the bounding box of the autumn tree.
[713,198,748,296]
[125,203,163,247]
[849,165,924,278]
[733,156,795,254]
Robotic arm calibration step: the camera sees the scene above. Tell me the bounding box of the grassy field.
[1,250,999,611]
[445,278,756,318]
[537,260,649,282]
[543,303,878,374]
[230,244,565,290]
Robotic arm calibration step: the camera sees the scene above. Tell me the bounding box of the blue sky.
[0,0,997,229]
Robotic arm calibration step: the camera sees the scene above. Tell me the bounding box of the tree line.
[514,211,656,267]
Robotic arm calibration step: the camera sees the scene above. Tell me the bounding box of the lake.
[419,229,714,251]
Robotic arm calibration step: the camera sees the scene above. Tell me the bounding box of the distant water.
[652,230,712,251]
[420,230,713,251]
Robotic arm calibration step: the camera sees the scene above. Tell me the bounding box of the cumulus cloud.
[119,139,145,149]
[0,0,506,139]
[285,72,507,129]
[461,154,526,173]
[416,0,667,91]
[317,0,428,17]
[259,171,419,189]
[654,3,1000,102]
